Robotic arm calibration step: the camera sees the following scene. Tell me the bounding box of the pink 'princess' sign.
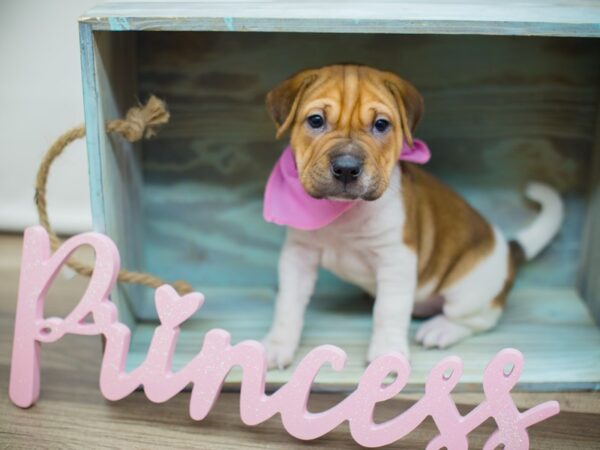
[9,226,559,449]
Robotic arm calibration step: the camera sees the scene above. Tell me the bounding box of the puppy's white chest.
[305,167,407,294]
[321,244,377,294]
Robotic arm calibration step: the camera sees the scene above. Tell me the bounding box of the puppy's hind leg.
[415,307,502,349]
[415,228,509,349]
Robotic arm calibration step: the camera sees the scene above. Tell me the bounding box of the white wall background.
[0,0,108,233]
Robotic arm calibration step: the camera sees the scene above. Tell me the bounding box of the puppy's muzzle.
[330,154,363,184]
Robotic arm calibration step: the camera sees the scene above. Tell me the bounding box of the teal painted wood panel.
[126,288,600,390]
[80,28,142,330]
[132,32,600,318]
[82,28,600,390]
[80,1,600,37]
[80,23,105,234]
[580,104,600,324]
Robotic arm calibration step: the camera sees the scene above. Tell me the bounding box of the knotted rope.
[34,96,193,295]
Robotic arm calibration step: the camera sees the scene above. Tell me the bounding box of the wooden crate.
[79,1,600,391]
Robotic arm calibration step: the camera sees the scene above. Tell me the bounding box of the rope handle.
[34,95,193,295]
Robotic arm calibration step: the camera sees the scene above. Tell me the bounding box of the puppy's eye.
[307,114,325,129]
[373,118,390,134]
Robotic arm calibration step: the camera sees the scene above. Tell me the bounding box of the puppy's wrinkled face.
[266,65,423,200]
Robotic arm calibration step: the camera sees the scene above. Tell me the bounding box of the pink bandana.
[263,139,431,230]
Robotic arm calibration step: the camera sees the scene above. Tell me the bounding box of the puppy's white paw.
[262,333,298,370]
[367,334,410,363]
[415,315,472,349]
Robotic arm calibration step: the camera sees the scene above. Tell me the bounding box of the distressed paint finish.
[79,23,104,234]
[79,28,141,329]
[133,33,600,320]
[580,100,600,324]
[79,23,140,326]
[80,1,600,37]
[95,31,145,328]
[124,287,600,390]
[78,8,600,390]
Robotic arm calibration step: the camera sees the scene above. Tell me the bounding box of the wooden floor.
[1,233,600,449]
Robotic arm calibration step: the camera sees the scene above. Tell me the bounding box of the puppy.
[262,64,564,369]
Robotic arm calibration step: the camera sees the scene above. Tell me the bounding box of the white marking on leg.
[263,230,320,369]
[416,279,438,303]
[367,244,417,361]
[415,227,508,349]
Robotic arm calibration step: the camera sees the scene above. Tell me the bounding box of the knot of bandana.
[263,139,431,230]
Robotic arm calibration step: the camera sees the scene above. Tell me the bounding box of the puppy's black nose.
[330,155,363,183]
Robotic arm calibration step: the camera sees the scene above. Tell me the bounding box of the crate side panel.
[81,1,600,37]
[91,31,144,325]
[127,287,600,390]
[580,103,600,324]
[135,33,600,318]
[81,24,133,328]
[80,24,106,234]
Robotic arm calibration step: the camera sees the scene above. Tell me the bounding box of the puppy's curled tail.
[510,182,564,266]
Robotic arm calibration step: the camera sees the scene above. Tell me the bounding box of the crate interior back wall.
[85,30,600,390]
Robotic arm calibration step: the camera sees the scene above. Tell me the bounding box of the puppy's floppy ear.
[384,75,424,147]
[266,70,318,139]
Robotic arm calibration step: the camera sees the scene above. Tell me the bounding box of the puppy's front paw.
[262,333,298,370]
[415,314,472,349]
[367,334,410,363]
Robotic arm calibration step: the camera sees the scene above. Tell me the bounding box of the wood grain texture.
[1,233,600,449]
[79,23,105,232]
[80,23,136,327]
[132,33,599,318]
[82,29,144,329]
[82,31,600,389]
[580,97,600,324]
[125,287,600,390]
[79,1,600,37]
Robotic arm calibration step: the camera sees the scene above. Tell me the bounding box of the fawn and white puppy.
[261,64,563,369]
